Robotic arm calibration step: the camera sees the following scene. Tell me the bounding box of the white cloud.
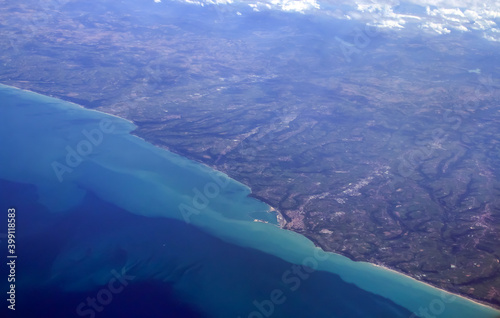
[453,24,468,31]
[483,34,500,41]
[182,0,233,5]
[375,19,405,29]
[463,9,481,20]
[270,0,320,13]
[406,0,498,9]
[174,0,500,41]
[351,0,499,39]
[422,22,451,34]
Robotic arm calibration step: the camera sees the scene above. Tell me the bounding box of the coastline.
[307,234,500,312]
[0,83,136,126]
[156,152,500,313]
[2,81,500,314]
[366,262,500,312]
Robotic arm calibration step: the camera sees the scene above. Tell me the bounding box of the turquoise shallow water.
[0,84,499,318]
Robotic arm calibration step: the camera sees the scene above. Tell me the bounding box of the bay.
[0,84,498,318]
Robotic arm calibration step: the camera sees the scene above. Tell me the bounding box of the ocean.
[0,84,498,318]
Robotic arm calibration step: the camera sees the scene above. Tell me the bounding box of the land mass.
[1,0,500,309]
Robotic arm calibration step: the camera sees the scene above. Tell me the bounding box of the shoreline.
[0,83,136,125]
[366,262,500,312]
[0,82,258,196]
[303,233,500,312]
[2,81,499,314]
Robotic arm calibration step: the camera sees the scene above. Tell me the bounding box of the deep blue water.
[0,85,499,318]
[0,178,412,318]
